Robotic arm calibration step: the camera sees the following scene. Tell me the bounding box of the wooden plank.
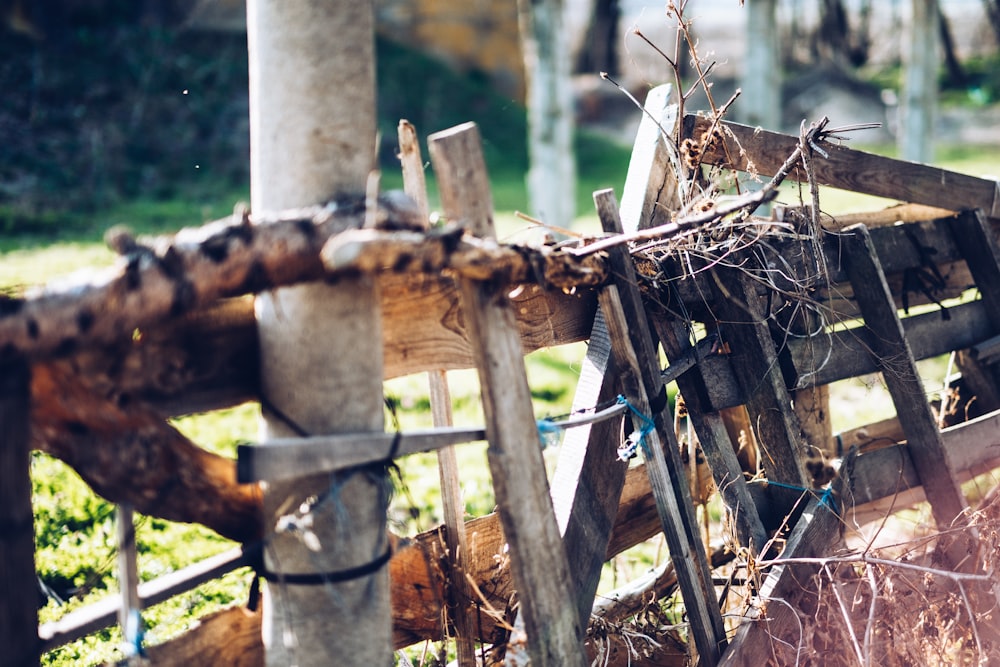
[840,223,968,528]
[711,269,811,488]
[428,122,586,667]
[685,113,1000,214]
[0,357,37,667]
[787,298,994,391]
[951,209,1000,327]
[849,408,1000,524]
[398,118,478,667]
[718,455,855,666]
[549,309,631,630]
[651,314,770,553]
[237,427,487,483]
[619,83,680,230]
[593,190,727,664]
[40,546,254,652]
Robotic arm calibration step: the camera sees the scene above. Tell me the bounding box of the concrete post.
[247,1,389,665]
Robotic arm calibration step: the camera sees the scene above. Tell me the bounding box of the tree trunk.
[246,2,389,666]
[740,0,781,130]
[900,0,940,163]
[518,0,577,231]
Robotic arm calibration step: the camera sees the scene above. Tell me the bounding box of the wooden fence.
[5,83,1000,665]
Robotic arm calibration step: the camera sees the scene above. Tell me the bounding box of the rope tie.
[765,479,838,513]
[615,395,657,462]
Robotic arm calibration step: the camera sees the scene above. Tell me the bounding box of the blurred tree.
[741,0,781,129]
[815,0,872,68]
[938,3,966,87]
[575,0,619,76]
[518,0,576,230]
[900,0,939,163]
[984,0,1000,45]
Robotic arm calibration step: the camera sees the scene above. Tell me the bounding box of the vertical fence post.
[0,357,38,667]
[428,122,587,667]
[116,503,142,662]
[247,1,389,665]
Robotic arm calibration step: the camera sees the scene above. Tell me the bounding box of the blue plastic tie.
[766,480,837,513]
[615,395,656,461]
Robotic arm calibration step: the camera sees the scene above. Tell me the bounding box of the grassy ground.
[18,138,999,665]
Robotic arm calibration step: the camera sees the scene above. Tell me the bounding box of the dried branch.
[320,224,609,290]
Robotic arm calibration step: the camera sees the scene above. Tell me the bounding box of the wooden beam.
[651,314,770,552]
[840,223,968,528]
[429,122,587,667]
[685,114,999,213]
[711,269,811,488]
[32,359,262,544]
[0,357,38,667]
[718,455,855,666]
[787,298,994,391]
[594,189,727,664]
[549,309,630,631]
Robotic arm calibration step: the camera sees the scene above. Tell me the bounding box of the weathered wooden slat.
[398,117,478,667]
[619,83,679,230]
[841,224,968,528]
[236,427,487,483]
[0,357,37,667]
[711,269,811,487]
[39,546,254,652]
[950,209,1000,328]
[718,455,855,666]
[651,313,770,552]
[685,113,1000,215]
[594,189,727,665]
[787,298,993,391]
[428,122,586,667]
[549,309,630,631]
[849,409,1000,525]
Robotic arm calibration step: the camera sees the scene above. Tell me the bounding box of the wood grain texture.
[594,190,727,664]
[841,224,968,528]
[549,307,630,631]
[619,84,679,231]
[429,122,587,667]
[711,269,811,488]
[686,114,999,213]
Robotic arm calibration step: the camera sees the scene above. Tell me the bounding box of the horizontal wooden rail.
[38,546,254,653]
[685,114,1000,217]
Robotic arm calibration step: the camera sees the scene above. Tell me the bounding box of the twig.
[571,187,778,258]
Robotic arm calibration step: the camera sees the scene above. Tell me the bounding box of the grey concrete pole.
[740,0,781,130]
[247,1,390,665]
[900,0,939,163]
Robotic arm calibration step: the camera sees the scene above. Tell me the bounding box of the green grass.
[13,91,999,664]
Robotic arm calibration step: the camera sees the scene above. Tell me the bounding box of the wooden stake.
[0,357,37,667]
[593,189,727,664]
[428,122,586,667]
[398,118,478,667]
[841,223,967,528]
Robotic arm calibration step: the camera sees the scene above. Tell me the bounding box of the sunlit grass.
[19,134,999,664]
